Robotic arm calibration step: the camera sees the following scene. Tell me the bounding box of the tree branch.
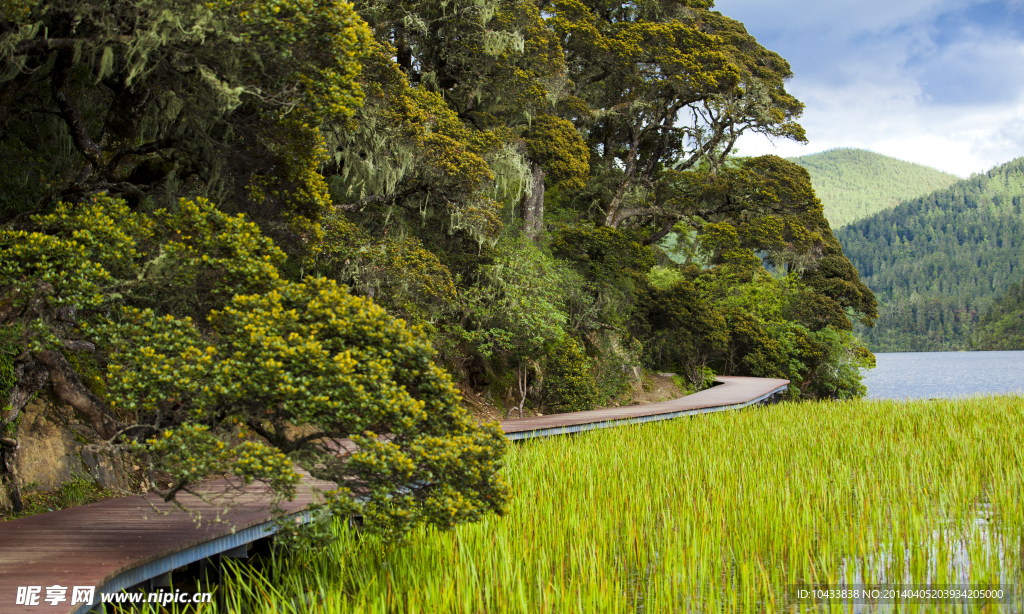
[293,430,350,448]
[34,349,117,440]
[644,217,681,245]
[105,138,178,174]
[51,50,103,169]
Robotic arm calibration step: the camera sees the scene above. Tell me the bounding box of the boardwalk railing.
[0,376,787,614]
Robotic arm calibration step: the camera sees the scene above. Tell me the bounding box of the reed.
[168,395,1024,613]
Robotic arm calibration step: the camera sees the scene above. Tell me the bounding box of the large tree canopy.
[547,0,805,229]
[0,0,371,249]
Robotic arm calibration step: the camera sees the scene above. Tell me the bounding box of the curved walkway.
[0,376,787,614]
[502,375,788,440]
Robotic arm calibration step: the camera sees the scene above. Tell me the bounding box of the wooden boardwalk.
[502,376,788,439]
[0,376,787,614]
[0,475,336,614]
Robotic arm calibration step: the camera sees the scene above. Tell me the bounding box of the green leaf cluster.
[543,336,598,413]
[975,281,1024,350]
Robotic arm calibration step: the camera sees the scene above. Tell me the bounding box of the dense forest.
[976,280,1024,350]
[0,0,876,528]
[788,148,960,229]
[835,157,1024,352]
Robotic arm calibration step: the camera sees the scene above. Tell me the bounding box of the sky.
[717,0,1024,177]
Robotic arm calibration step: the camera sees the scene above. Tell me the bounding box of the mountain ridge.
[787,148,960,229]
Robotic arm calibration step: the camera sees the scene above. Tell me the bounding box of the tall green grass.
[202,397,1024,612]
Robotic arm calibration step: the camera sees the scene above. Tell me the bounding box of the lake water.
[863,350,1024,400]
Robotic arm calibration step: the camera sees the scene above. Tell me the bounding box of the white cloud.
[716,0,1024,176]
[736,93,1024,177]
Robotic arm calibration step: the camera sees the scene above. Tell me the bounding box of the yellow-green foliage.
[699,221,763,271]
[12,196,286,320]
[326,40,507,242]
[0,0,33,22]
[140,424,299,496]
[208,0,372,121]
[247,116,335,244]
[525,115,590,190]
[2,195,510,537]
[646,265,685,290]
[549,0,739,97]
[312,215,459,329]
[216,395,1024,613]
[543,336,597,413]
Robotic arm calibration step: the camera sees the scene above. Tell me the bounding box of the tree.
[634,276,728,388]
[319,0,597,281]
[523,115,591,238]
[547,0,805,230]
[0,196,509,536]
[458,238,574,417]
[0,0,371,249]
[976,280,1024,350]
[665,156,878,329]
[543,336,598,413]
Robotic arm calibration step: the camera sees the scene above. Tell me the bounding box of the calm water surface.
[863,350,1024,400]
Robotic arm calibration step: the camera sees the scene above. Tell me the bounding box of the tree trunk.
[0,439,23,513]
[604,133,639,228]
[522,162,545,241]
[34,349,116,440]
[506,362,529,419]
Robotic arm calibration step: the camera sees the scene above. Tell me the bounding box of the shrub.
[544,337,598,414]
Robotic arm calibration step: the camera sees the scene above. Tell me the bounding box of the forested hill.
[788,149,960,229]
[835,157,1024,351]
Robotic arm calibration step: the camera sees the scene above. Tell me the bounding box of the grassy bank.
[205,396,1024,612]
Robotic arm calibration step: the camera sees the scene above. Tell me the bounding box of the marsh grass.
[159,396,1024,613]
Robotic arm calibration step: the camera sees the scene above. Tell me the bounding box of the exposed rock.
[625,365,643,390]
[14,399,137,495]
[80,446,137,492]
[16,400,89,491]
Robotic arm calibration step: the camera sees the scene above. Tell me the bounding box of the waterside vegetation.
[151,395,1024,612]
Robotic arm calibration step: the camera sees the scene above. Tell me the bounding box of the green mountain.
[788,148,960,229]
[834,157,1024,352]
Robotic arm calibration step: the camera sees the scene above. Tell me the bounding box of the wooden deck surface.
[0,376,787,613]
[501,376,788,437]
[0,475,336,614]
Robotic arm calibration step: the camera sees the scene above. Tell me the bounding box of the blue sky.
[718,0,1024,176]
